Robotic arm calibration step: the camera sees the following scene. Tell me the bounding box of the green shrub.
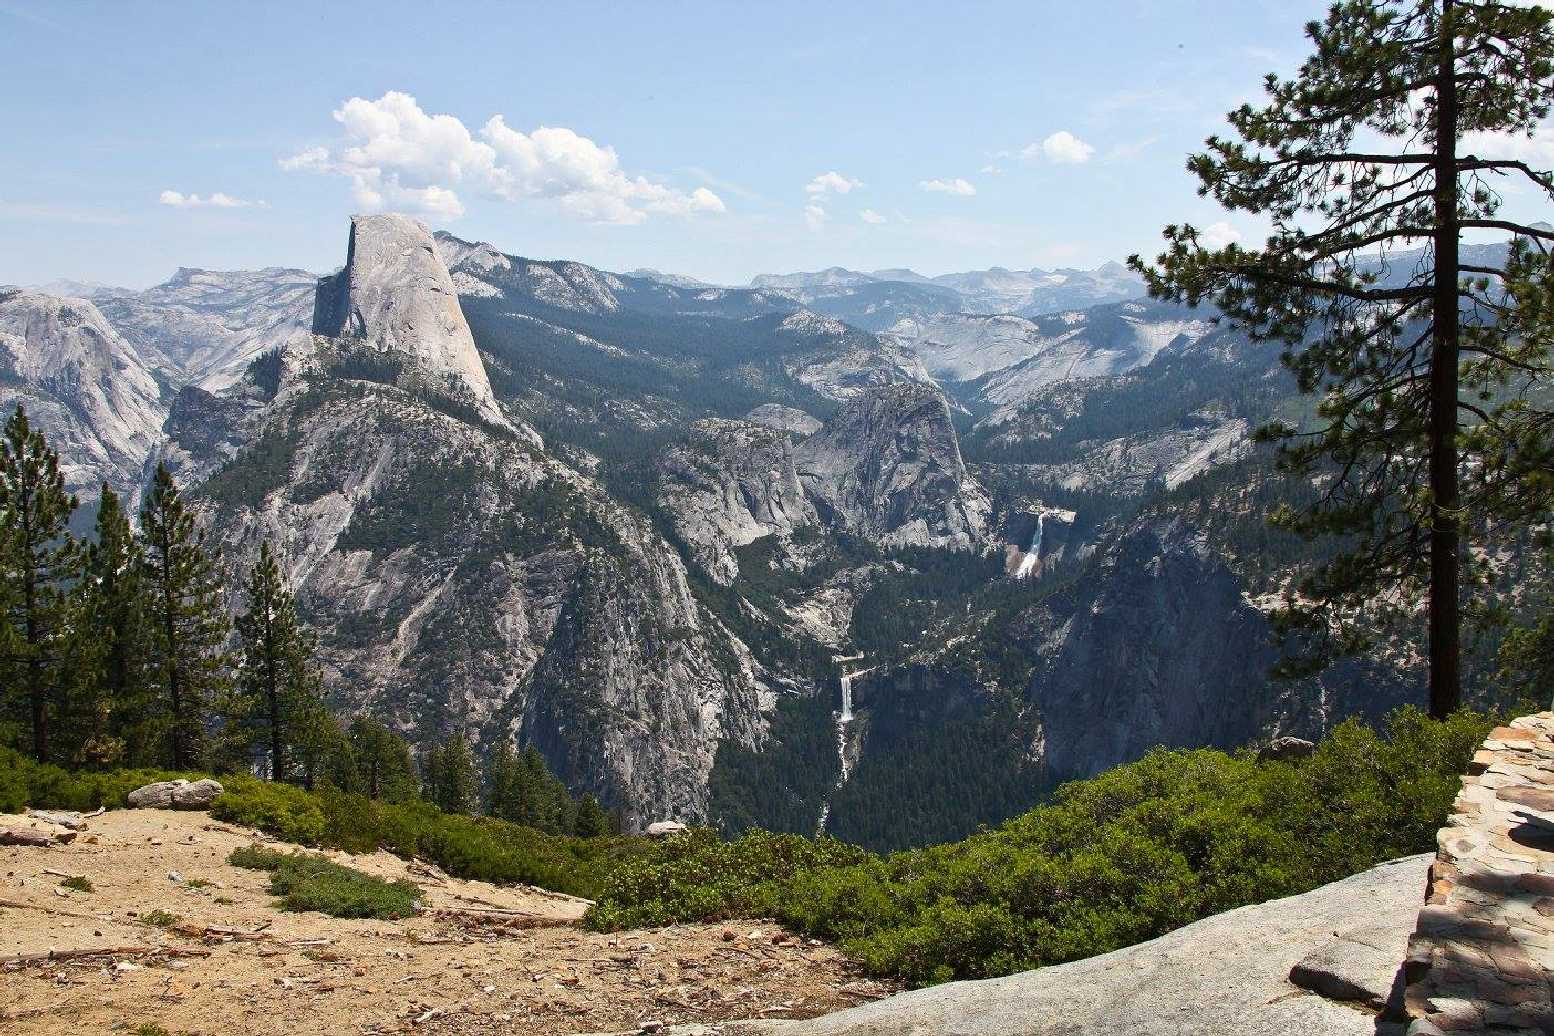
[209,777,326,845]
[0,746,194,812]
[585,828,870,931]
[588,707,1497,986]
[228,846,421,919]
[59,875,93,893]
[141,909,179,928]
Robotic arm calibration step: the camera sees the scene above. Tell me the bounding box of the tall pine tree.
[423,733,479,815]
[1132,0,1554,716]
[234,541,324,782]
[331,715,419,801]
[0,405,82,763]
[74,484,153,767]
[140,462,230,769]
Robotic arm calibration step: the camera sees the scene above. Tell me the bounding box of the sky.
[0,0,1435,288]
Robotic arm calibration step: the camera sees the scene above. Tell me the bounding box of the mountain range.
[0,216,1464,846]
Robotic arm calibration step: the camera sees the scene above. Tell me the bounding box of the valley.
[1,211,1464,850]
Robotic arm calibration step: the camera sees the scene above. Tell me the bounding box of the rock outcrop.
[0,288,166,501]
[312,214,503,424]
[796,383,989,550]
[640,855,1430,1036]
[658,419,818,584]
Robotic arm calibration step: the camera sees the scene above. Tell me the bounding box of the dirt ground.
[0,809,892,1035]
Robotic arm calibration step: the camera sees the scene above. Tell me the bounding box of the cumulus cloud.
[919,177,977,196]
[1198,220,1242,250]
[805,171,862,196]
[800,170,863,231]
[159,190,262,209]
[1025,130,1096,165]
[280,91,725,224]
[859,208,886,224]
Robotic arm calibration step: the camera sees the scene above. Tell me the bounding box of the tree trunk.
[1429,0,1463,719]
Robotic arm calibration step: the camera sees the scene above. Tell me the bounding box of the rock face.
[1024,515,1409,782]
[796,383,989,550]
[658,419,818,584]
[312,214,503,423]
[95,266,317,392]
[746,404,823,437]
[0,288,167,501]
[190,216,772,828]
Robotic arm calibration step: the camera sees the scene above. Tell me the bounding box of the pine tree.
[235,541,324,782]
[335,715,418,801]
[73,485,154,767]
[0,405,82,763]
[140,462,231,769]
[1131,0,1554,717]
[424,734,478,815]
[487,739,521,818]
[573,793,611,838]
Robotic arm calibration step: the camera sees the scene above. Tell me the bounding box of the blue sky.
[0,0,1334,287]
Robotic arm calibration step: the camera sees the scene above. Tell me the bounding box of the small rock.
[1258,736,1316,762]
[645,821,688,838]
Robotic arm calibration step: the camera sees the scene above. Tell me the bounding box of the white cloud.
[159,189,262,209]
[1462,123,1554,168]
[280,91,724,224]
[800,171,862,231]
[1199,220,1242,250]
[919,177,977,196]
[859,208,886,224]
[1025,130,1096,165]
[805,171,862,196]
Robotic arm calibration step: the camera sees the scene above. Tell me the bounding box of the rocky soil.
[0,810,889,1035]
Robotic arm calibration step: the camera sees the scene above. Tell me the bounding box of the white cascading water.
[1013,511,1045,579]
[818,669,867,834]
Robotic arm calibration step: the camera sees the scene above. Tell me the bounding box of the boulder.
[1259,736,1317,762]
[646,821,689,838]
[126,778,224,810]
[171,778,225,809]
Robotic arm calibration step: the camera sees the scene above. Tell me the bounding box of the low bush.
[585,828,871,930]
[0,747,193,812]
[229,845,421,919]
[211,781,646,899]
[209,777,326,845]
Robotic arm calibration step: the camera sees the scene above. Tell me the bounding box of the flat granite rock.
[618,855,1430,1036]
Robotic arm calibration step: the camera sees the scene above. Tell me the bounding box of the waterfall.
[818,668,869,834]
[1014,511,1045,579]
